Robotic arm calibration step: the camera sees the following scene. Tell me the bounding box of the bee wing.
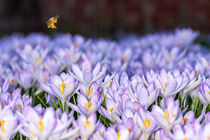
[54,15,60,20]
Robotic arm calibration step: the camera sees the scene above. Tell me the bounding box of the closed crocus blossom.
[78,113,96,140]
[0,79,9,94]
[18,106,57,140]
[197,82,210,107]
[151,97,183,131]
[16,70,33,89]
[40,72,75,104]
[0,106,20,140]
[136,82,159,109]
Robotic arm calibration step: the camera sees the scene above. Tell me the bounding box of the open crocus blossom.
[0,106,20,140]
[70,59,106,89]
[136,106,157,139]
[151,97,183,131]
[155,69,189,100]
[40,72,75,103]
[18,106,57,140]
[78,113,96,140]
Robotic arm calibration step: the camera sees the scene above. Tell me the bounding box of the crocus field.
[0,29,209,140]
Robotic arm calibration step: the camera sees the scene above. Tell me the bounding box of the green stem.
[36,95,47,108]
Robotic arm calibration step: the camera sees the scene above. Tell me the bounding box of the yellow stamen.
[117,132,120,140]
[9,79,14,85]
[172,114,175,117]
[38,118,43,132]
[1,102,3,109]
[128,128,132,133]
[61,83,65,94]
[184,138,188,140]
[58,83,66,94]
[19,104,22,110]
[88,88,93,96]
[195,70,199,77]
[0,120,5,132]
[164,109,169,122]
[102,92,105,97]
[85,101,91,111]
[164,82,169,91]
[184,118,188,124]
[134,108,138,112]
[68,53,72,58]
[35,57,40,62]
[144,119,150,130]
[85,120,90,130]
[101,131,104,137]
[122,56,127,61]
[110,107,114,113]
[43,77,47,82]
[168,53,172,59]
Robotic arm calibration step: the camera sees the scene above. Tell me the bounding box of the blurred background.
[1,0,210,37]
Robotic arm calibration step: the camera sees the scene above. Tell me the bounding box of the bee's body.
[47,15,59,29]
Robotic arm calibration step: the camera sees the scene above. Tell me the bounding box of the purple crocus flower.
[54,46,80,69]
[155,69,189,100]
[104,126,129,140]
[136,106,157,140]
[136,82,159,109]
[77,113,96,140]
[16,70,33,89]
[40,72,75,103]
[18,106,56,139]
[67,91,102,116]
[183,111,195,124]
[197,82,210,106]
[70,59,106,89]
[151,97,183,131]
[44,57,61,75]
[98,97,121,123]
[0,106,20,140]
[0,79,9,94]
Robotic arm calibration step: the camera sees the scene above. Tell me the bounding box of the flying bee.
[46,15,59,29]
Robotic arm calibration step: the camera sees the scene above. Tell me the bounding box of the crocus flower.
[16,70,33,89]
[67,91,102,116]
[40,72,75,104]
[70,59,106,90]
[104,126,129,140]
[77,113,96,140]
[0,106,20,140]
[155,69,189,100]
[136,82,159,109]
[0,79,9,94]
[136,106,157,140]
[151,97,183,131]
[197,82,210,106]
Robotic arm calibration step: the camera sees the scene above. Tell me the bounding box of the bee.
[46,15,59,29]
